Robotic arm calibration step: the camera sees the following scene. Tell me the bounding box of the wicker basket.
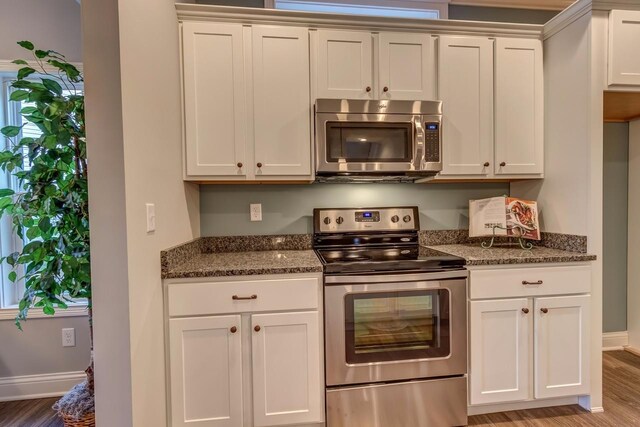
[60,411,95,427]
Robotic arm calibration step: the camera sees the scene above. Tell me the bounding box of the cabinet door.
[609,10,640,86]
[182,22,246,177]
[169,315,243,427]
[534,295,590,399]
[378,32,434,100]
[495,38,543,175]
[438,36,494,176]
[316,30,373,99]
[251,311,323,427]
[469,299,532,405]
[252,26,312,177]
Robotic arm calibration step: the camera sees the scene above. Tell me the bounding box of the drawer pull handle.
[522,280,543,285]
[232,294,257,300]
[540,308,549,314]
[522,308,530,314]
[254,325,261,332]
[230,326,237,333]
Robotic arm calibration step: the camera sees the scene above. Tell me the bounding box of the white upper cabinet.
[169,315,243,427]
[251,311,323,427]
[438,36,494,176]
[608,10,640,86]
[316,30,373,99]
[182,22,246,177]
[495,38,544,175]
[534,295,590,399]
[378,32,434,100]
[252,26,312,177]
[469,298,532,405]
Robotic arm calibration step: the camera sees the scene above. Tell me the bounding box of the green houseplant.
[0,42,94,426]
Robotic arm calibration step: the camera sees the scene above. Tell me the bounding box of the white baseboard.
[468,396,579,416]
[0,371,86,402]
[602,331,629,351]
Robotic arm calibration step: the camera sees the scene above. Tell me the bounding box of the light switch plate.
[146,203,156,232]
[250,204,262,222]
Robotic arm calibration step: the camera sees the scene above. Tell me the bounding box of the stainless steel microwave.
[314,99,442,182]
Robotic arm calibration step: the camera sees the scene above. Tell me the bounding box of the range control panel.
[314,207,419,233]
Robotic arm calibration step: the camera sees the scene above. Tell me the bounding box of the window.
[270,0,447,20]
[0,73,86,313]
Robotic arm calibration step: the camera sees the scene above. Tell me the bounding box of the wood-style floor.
[0,351,639,426]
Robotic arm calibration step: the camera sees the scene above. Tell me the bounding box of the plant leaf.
[8,271,17,282]
[12,59,28,65]
[17,67,36,80]
[0,189,14,197]
[17,41,34,50]
[35,50,49,59]
[9,90,29,102]
[1,125,22,137]
[42,79,62,95]
[43,306,55,316]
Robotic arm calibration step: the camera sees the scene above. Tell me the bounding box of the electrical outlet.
[62,328,76,347]
[146,203,156,232]
[250,203,262,222]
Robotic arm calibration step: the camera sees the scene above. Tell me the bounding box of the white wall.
[83,0,200,425]
[0,0,90,395]
[627,119,640,349]
[0,0,82,62]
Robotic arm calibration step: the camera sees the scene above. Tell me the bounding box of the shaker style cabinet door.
[182,22,247,178]
[608,10,640,86]
[378,32,434,101]
[316,30,373,99]
[252,26,312,177]
[469,299,532,405]
[494,38,544,175]
[438,36,494,176]
[534,295,590,399]
[251,311,323,427]
[169,315,243,427]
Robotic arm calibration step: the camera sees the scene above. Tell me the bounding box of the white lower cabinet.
[469,265,591,409]
[166,275,324,427]
[169,315,244,427]
[252,312,322,427]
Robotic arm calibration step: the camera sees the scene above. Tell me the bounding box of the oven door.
[315,113,424,174]
[324,272,467,387]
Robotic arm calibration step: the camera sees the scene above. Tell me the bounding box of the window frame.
[267,0,449,19]
[0,62,87,317]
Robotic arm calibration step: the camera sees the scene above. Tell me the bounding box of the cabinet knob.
[500,162,506,167]
[365,86,371,92]
[254,325,261,332]
[383,86,389,92]
[237,162,243,168]
[521,308,530,314]
[257,162,263,168]
[230,326,237,333]
[540,308,549,314]
[484,162,490,167]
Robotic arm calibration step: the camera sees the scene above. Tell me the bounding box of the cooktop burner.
[313,207,465,275]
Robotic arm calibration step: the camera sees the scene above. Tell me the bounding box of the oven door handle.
[324,270,468,284]
[413,118,425,171]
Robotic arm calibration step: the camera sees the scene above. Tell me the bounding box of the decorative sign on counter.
[470,197,541,241]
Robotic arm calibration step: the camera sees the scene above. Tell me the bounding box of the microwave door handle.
[413,119,425,170]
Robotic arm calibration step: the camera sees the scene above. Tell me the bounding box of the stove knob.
[336,216,344,225]
[403,215,412,223]
[323,217,331,225]
[391,215,400,223]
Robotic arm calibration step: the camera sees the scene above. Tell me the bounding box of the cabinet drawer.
[469,265,591,299]
[168,277,319,317]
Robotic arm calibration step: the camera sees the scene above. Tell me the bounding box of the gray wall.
[0,0,90,381]
[603,123,629,333]
[200,183,509,235]
[0,0,82,63]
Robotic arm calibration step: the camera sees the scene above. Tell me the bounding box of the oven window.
[325,122,412,163]
[345,289,450,363]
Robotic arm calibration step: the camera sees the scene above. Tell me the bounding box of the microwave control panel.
[424,122,440,163]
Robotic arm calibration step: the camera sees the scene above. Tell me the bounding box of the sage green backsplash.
[200,183,509,236]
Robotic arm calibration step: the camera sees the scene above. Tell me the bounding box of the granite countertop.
[163,250,323,279]
[426,243,596,266]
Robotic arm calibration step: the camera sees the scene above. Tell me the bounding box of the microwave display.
[325,122,412,163]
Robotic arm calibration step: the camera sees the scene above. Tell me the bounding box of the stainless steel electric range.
[313,207,468,427]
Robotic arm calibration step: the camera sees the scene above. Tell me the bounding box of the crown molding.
[176,3,543,38]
